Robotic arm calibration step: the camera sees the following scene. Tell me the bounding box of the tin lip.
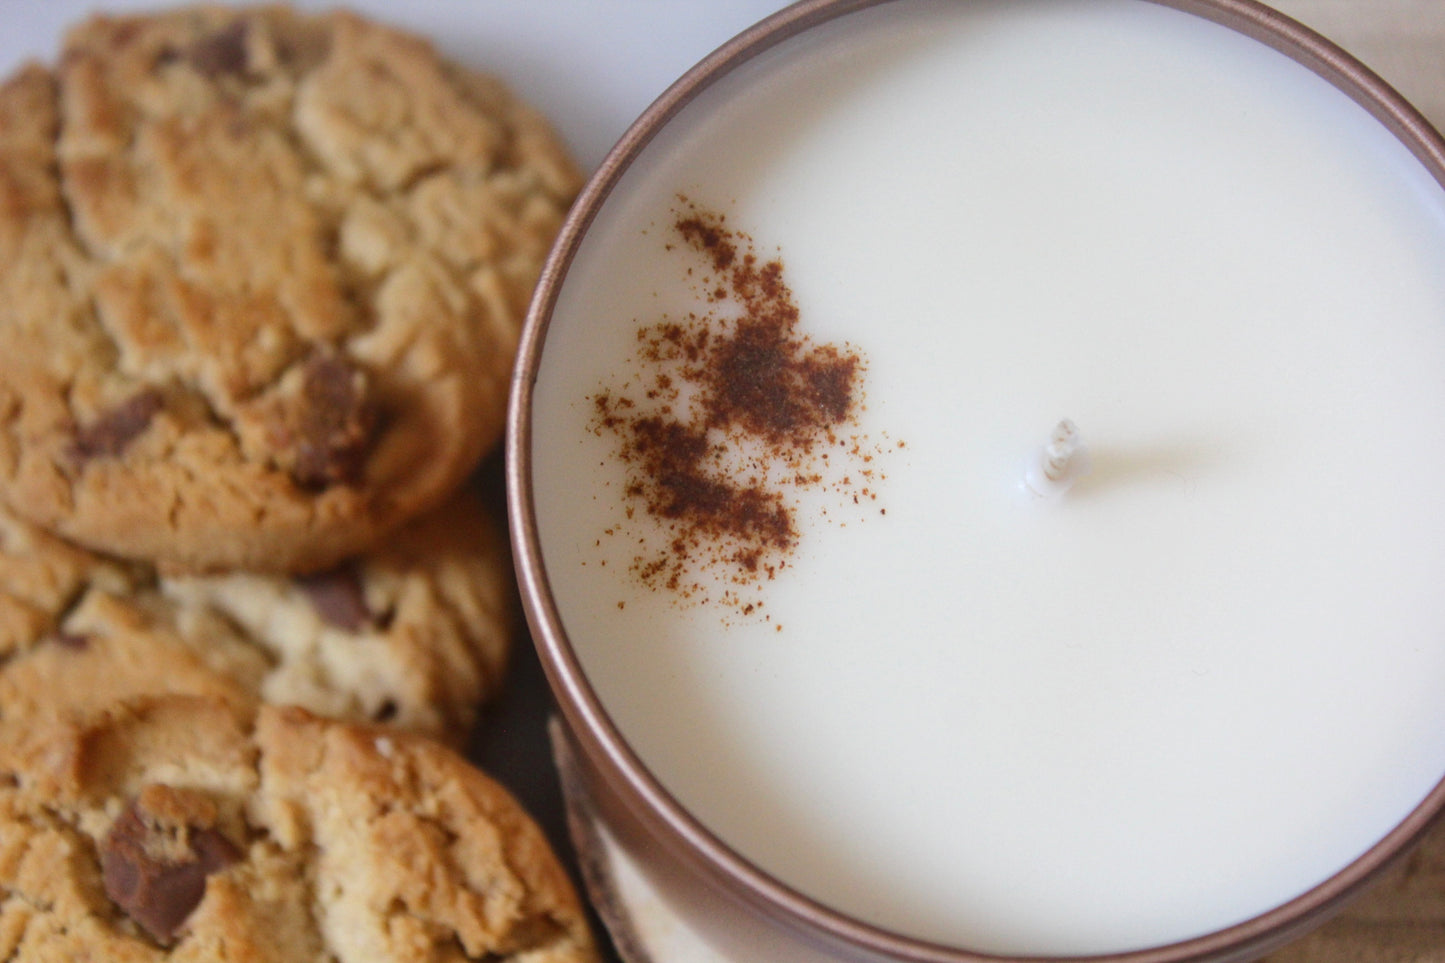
[505,1,1445,960]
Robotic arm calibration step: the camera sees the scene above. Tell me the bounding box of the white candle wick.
[1024,419,1091,498]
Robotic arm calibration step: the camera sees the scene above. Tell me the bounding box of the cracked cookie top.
[0,485,515,750]
[0,6,581,573]
[0,696,599,961]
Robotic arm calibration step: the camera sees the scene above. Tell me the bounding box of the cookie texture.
[0,487,514,747]
[0,504,141,659]
[0,696,599,961]
[0,5,581,573]
[163,485,515,741]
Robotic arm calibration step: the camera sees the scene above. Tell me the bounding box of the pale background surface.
[0,1,1442,960]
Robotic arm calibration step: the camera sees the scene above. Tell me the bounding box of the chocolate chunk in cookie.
[66,388,165,464]
[294,563,372,631]
[273,351,374,491]
[101,786,242,944]
[187,20,250,78]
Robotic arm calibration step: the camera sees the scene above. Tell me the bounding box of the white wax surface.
[531,0,1445,955]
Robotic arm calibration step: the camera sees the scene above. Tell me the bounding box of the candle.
[515,0,1445,957]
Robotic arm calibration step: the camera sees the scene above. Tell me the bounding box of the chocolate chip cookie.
[0,486,515,748]
[0,695,599,961]
[0,5,581,573]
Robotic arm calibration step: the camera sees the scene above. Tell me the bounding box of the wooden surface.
[563,3,1445,961]
[1263,824,1445,962]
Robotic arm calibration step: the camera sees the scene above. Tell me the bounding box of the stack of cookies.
[0,6,597,960]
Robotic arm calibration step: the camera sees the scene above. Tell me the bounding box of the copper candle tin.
[507,2,1445,960]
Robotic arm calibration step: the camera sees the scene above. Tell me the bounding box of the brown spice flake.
[591,201,887,609]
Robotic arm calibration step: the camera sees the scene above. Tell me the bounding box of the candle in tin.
[513,0,1445,957]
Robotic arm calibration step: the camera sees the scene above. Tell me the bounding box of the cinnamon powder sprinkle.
[591,201,886,607]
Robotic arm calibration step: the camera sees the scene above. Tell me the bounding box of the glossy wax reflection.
[530,0,1445,954]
